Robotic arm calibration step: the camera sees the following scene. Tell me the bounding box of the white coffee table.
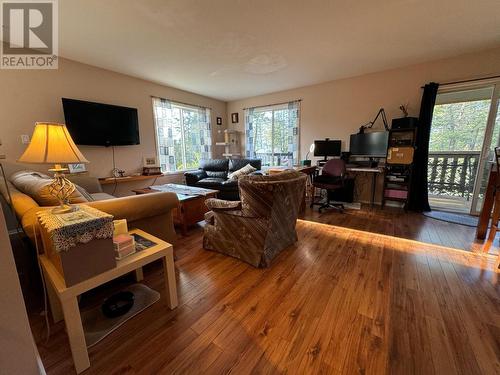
[39,229,177,374]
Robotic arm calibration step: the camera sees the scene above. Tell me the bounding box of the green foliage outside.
[251,109,292,166]
[429,100,492,152]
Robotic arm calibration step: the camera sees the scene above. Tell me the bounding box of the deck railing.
[427,151,481,199]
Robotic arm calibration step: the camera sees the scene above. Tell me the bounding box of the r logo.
[1,0,58,68]
[2,1,53,54]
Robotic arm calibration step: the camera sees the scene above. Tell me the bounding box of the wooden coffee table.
[132,184,218,235]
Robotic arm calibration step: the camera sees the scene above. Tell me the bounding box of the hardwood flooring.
[31,208,500,374]
[303,205,500,255]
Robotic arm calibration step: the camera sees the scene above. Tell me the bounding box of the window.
[153,97,212,171]
[244,101,300,166]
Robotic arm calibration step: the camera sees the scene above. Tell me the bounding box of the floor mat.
[82,283,160,348]
[423,210,479,227]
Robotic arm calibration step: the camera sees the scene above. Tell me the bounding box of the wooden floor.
[31,207,500,374]
[303,205,500,255]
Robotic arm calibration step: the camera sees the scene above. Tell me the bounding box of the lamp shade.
[18,122,89,164]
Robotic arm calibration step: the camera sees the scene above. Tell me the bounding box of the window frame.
[245,102,300,167]
[152,98,212,173]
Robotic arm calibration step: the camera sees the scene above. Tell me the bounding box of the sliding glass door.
[428,81,500,214]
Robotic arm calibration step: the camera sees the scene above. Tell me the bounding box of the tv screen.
[62,98,140,146]
[349,131,389,157]
[314,139,341,157]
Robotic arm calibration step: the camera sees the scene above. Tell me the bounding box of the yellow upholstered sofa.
[3,170,179,245]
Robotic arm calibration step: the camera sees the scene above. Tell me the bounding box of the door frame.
[436,78,500,215]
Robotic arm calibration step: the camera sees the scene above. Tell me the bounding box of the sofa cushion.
[221,179,238,189]
[200,159,229,179]
[200,159,229,171]
[75,185,95,201]
[196,177,226,189]
[90,192,115,201]
[229,159,262,172]
[10,170,89,206]
[228,163,257,180]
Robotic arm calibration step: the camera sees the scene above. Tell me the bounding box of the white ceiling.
[58,0,500,101]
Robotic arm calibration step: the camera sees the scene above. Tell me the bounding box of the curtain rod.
[150,95,212,110]
[243,99,302,110]
[421,74,500,88]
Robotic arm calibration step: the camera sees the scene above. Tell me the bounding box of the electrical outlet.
[21,134,30,144]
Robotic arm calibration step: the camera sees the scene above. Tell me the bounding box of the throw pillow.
[228,163,257,180]
[10,170,89,206]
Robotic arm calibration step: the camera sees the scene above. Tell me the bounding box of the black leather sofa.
[184,159,262,200]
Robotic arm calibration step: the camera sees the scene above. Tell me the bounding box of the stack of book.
[113,234,136,260]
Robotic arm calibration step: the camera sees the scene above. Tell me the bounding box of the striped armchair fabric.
[203,170,306,267]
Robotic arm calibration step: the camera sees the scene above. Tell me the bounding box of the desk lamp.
[18,122,89,214]
[302,143,315,166]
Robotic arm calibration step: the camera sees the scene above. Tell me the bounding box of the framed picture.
[216,117,222,125]
[143,156,159,168]
[68,163,86,174]
[231,112,239,123]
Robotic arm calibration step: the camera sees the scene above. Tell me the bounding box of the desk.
[346,166,384,207]
[39,229,177,374]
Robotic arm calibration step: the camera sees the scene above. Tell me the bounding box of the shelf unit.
[382,127,417,209]
[216,129,241,159]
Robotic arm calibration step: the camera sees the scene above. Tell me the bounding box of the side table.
[39,228,178,374]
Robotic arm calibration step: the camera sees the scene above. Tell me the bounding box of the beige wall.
[0,55,227,181]
[227,47,500,203]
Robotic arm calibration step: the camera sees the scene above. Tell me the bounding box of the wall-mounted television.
[349,131,389,157]
[62,98,140,146]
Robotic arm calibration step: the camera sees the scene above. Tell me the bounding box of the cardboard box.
[41,230,116,287]
[387,147,414,165]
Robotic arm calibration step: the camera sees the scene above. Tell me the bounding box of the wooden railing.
[427,151,480,199]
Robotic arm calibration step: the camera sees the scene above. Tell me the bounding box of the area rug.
[81,283,160,348]
[423,210,480,227]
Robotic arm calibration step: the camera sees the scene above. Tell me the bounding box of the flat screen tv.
[62,98,140,146]
[349,131,389,157]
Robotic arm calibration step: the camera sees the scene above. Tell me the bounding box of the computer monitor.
[349,131,389,157]
[314,139,341,161]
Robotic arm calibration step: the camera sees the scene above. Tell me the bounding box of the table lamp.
[18,122,89,214]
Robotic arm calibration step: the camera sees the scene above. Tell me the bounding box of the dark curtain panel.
[408,82,439,212]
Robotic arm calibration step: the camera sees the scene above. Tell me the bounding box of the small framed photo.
[68,163,86,174]
[231,112,239,123]
[143,156,159,168]
[216,117,222,125]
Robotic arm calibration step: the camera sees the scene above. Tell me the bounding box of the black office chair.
[310,159,347,213]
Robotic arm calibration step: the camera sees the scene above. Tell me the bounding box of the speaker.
[392,117,418,129]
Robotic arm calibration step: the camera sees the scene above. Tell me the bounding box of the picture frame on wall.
[231,112,239,123]
[216,117,222,125]
[68,163,86,174]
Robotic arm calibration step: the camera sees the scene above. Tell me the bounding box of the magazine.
[131,233,157,251]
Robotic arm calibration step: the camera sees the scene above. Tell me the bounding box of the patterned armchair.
[203,170,307,267]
